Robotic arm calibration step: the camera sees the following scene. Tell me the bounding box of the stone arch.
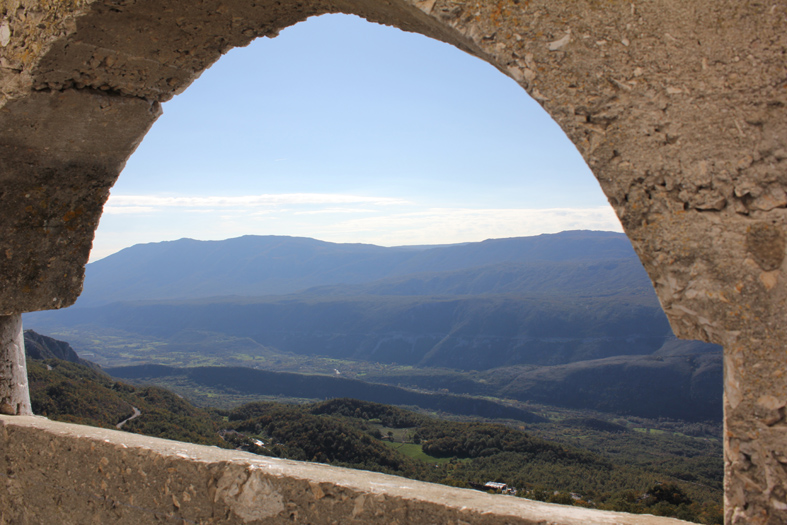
[1,1,785,522]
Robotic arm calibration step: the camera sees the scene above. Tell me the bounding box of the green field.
[383,442,454,464]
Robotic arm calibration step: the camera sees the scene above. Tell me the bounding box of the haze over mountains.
[26,231,722,421]
[73,230,648,305]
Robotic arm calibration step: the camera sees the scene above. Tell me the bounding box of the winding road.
[116,406,142,429]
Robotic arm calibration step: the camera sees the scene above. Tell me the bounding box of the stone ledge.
[0,415,689,524]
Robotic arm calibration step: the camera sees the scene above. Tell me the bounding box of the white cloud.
[294,207,376,215]
[102,206,156,215]
[318,206,623,245]
[92,193,623,262]
[104,193,410,212]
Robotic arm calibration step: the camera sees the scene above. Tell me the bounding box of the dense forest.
[28,358,723,524]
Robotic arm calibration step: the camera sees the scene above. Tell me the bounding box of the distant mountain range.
[71,230,648,306]
[25,231,722,421]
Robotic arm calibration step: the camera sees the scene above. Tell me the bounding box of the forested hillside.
[28,358,723,524]
[27,359,225,445]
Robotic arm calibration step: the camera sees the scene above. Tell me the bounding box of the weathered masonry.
[0,414,690,525]
[0,0,784,523]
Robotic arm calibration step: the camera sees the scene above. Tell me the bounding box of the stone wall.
[0,415,690,525]
[1,0,785,522]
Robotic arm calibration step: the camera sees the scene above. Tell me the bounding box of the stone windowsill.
[0,415,691,524]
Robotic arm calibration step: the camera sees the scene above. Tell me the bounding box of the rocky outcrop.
[23,329,101,371]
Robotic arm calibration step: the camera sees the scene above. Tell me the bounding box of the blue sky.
[94,14,621,260]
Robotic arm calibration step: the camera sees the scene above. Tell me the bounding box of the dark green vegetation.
[27,360,224,445]
[26,232,723,422]
[27,358,723,524]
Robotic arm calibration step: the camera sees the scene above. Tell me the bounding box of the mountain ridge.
[76,230,639,306]
[24,230,723,422]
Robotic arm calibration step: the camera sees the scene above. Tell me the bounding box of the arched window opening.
[21,13,723,524]
[90,14,617,259]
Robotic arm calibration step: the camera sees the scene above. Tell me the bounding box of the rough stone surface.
[0,415,690,525]
[0,0,786,521]
[0,89,160,313]
[0,315,30,415]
